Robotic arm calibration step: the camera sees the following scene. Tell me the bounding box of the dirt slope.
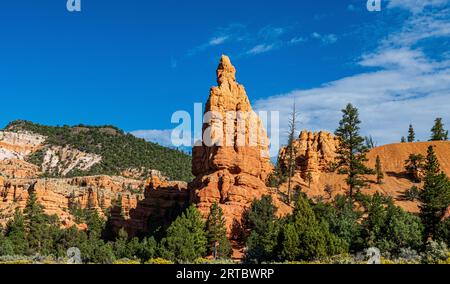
[287,141,450,213]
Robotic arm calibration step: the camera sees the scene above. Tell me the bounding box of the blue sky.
[0,0,449,153]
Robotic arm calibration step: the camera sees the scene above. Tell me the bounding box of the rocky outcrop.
[0,175,144,227]
[0,159,40,179]
[42,146,102,176]
[0,173,190,236]
[0,131,45,160]
[278,130,340,183]
[190,55,291,238]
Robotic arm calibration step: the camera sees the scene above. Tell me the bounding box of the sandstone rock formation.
[0,131,45,160]
[277,131,450,214]
[0,175,142,227]
[191,55,291,238]
[278,130,339,183]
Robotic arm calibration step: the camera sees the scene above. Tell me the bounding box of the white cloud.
[209,36,229,46]
[289,37,307,45]
[388,0,449,14]
[131,129,174,147]
[258,26,286,39]
[246,44,276,55]
[254,6,450,151]
[312,32,338,44]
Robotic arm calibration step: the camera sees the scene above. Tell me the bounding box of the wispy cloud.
[387,0,449,14]
[254,5,450,151]
[246,44,277,55]
[187,24,246,56]
[258,26,286,39]
[188,23,309,58]
[208,36,230,46]
[312,32,338,44]
[289,37,307,45]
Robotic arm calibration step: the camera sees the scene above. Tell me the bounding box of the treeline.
[401,118,449,143]
[5,120,193,182]
[0,191,232,264]
[248,142,450,264]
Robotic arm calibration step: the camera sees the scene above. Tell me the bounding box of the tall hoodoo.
[191,55,285,237]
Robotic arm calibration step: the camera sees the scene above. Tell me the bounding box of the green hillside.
[5,120,193,182]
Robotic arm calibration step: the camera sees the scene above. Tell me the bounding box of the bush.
[421,241,448,264]
[400,186,420,201]
[145,258,173,265]
[435,218,450,246]
[361,193,424,254]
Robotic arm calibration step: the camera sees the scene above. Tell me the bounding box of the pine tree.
[277,194,345,261]
[401,136,406,143]
[23,188,48,254]
[286,102,299,203]
[5,209,28,255]
[205,203,231,259]
[244,195,279,263]
[114,228,130,259]
[334,104,374,199]
[160,205,207,263]
[375,155,384,184]
[0,228,14,256]
[365,136,376,149]
[408,124,415,142]
[420,146,450,239]
[430,118,448,141]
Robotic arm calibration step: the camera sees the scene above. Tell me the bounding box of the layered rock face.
[0,175,145,228]
[0,131,45,160]
[191,55,289,238]
[278,130,340,182]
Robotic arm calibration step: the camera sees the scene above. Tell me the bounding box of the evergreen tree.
[137,236,158,261]
[408,124,415,142]
[266,155,287,188]
[114,228,130,259]
[401,136,406,143]
[23,188,49,254]
[420,146,450,239]
[5,209,28,255]
[334,104,374,199]
[0,226,14,256]
[160,205,207,263]
[365,136,376,149]
[375,155,384,184]
[205,203,231,259]
[361,193,423,253]
[286,102,299,203]
[313,195,362,251]
[244,196,279,263]
[435,218,450,246]
[277,194,345,261]
[430,118,448,141]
